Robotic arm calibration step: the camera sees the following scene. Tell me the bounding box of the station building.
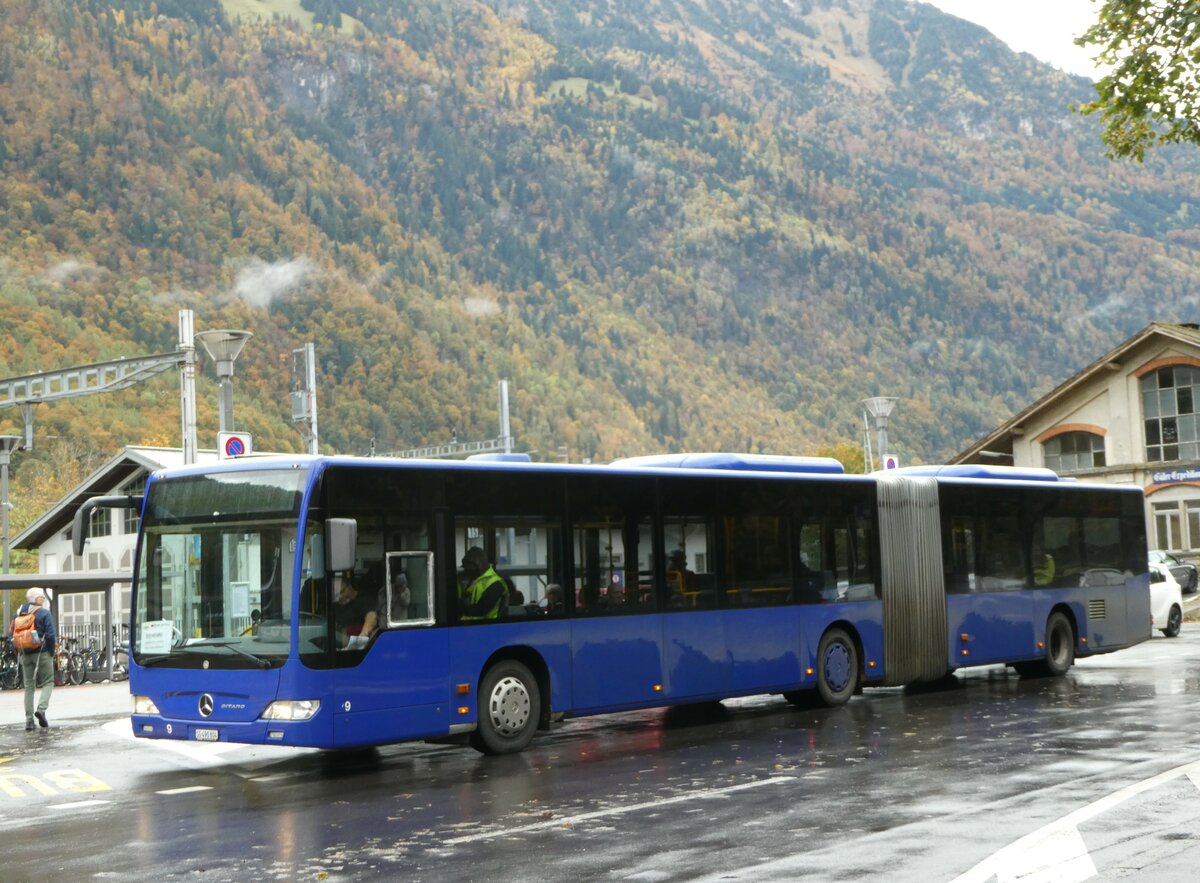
[952,322,1200,559]
[6,447,218,634]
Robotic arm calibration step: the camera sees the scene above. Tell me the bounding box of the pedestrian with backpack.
[9,587,56,731]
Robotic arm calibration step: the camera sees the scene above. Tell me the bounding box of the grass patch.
[220,0,363,35]
[547,78,657,110]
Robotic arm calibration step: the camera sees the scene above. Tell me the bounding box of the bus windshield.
[132,469,310,669]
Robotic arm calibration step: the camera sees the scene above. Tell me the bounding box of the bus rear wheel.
[471,660,541,755]
[816,627,859,707]
[1017,611,1075,677]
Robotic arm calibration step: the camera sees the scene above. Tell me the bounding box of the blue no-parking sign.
[218,431,253,459]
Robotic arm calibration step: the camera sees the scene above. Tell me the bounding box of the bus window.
[721,514,790,608]
[843,510,878,601]
[384,551,434,627]
[797,519,837,602]
[1039,516,1082,586]
[1082,516,1122,571]
[944,516,975,594]
[572,516,651,614]
[662,516,714,609]
[455,518,562,620]
[976,516,1025,591]
[569,474,656,614]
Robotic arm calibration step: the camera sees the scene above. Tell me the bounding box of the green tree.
[1077,1,1200,160]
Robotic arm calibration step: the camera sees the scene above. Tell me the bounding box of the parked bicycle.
[83,628,129,683]
[57,635,87,686]
[0,636,22,691]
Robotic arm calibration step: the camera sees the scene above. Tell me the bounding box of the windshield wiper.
[188,639,273,670]
[138,654,174,667]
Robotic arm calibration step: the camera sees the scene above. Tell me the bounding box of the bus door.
[660,513,731,699]
[569,511,666,712]
[333,552,450,746]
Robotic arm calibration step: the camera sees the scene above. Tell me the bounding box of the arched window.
[1044,432,1105,473]
[1143,365,1200,462]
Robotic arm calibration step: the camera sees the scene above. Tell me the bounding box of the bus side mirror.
[325,518,357,573]
[73,494,143,558]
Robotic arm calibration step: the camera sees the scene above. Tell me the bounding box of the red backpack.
[10,606,43,652]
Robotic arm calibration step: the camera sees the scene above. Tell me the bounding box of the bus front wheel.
[816,627,859,707]
[471,660,541,755]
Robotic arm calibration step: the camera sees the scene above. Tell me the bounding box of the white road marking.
[443,776,791,845]
[156,785,213,795]
[951,758,1200,883]
[50,799,111,810]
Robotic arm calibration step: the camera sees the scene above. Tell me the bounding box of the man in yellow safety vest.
[459,546,508,621]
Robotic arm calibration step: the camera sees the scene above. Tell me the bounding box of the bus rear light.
[960,634,969,642]
[457,684,471,695]
[653,684,662,692]
[457,706,470,715]
[132,695,160,715]
[261,700,320,721]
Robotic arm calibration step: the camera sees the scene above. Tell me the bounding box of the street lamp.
[195,330,253,433]
[863,397,898,469]
[0,434,23,627]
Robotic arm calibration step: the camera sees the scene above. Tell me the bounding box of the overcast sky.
[924,0,1106,79]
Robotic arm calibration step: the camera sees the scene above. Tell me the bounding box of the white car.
[1149,562,1184,638]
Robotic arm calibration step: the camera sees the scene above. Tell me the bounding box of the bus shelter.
[1,571,132,681]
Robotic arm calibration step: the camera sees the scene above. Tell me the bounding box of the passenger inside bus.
[578,583,601,612]
[542,583,564,615]
[333,571,376,648]
[373,571,410,633]
[667,550,697,606]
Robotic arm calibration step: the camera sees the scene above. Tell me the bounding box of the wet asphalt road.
[4,628,1200,882]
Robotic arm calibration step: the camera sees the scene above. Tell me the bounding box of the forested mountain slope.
[1,0,1198,531]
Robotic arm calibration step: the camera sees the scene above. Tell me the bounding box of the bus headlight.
[132,695,160,715]
[261,700,321,721]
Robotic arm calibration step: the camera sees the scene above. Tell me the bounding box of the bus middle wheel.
[816,627,859,707]
[471,659,541,755]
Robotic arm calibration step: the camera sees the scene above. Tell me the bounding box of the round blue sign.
[224,436,246,457]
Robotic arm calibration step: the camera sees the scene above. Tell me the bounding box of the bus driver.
[333,571,376,649]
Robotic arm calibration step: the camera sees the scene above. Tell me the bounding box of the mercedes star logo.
[199,693,214,717]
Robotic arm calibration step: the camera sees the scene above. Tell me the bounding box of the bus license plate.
[194,728,219,742]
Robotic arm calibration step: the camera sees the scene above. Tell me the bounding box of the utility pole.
[863,396,898,469]
[179,309,198,465]
[0,435,22,627]
[291,343,319,454]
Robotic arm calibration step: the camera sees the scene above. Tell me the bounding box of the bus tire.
[1162,604,1183,638]
[1043,611,1075,676]
[471,659,540,755]
[815,627,858,707]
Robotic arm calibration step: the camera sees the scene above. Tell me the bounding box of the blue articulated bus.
[74,452,1151,755]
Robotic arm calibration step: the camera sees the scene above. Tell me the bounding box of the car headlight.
[131,695,160,715]
[260,700,321,721]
